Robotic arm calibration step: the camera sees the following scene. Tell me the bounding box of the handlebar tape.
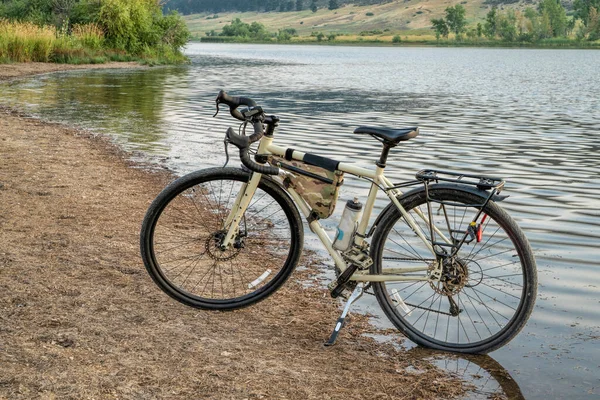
[226,126,279,175]
[216,90,257,121]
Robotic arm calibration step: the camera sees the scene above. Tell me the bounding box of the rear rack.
[415,169,505,191]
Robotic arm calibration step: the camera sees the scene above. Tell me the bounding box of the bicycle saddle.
[353,126,419,146]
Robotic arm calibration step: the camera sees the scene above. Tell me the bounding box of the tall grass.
[72,23,104,50]
[0,20,56,62]
[0,19,111,63]
[0,19,187,64]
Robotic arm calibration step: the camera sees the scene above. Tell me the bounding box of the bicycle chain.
[404,301,456,317]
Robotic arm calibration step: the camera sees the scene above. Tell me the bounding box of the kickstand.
[324,283,364,346]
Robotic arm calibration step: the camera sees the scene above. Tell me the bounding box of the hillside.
[183,0,504,39]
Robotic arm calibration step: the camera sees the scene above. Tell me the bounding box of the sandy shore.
[0,62,145,81]
[0,64,466,399]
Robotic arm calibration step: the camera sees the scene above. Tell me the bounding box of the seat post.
[377,143,394,168]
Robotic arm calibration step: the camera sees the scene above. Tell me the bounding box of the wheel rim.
[149,176,295,303]
[376,191,530,350]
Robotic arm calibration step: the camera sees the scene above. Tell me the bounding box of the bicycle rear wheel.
[140,167,303,310]
[371,187,537,354]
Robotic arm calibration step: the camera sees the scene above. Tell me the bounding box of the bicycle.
[140,91,537,354]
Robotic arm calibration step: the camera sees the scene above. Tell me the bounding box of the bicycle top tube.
[215,90,420,176]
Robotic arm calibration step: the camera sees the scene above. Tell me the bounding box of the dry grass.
[0,63,472,398]
[0,107,469,399]
[0,20,56,62]
[72,23,105,50]
[0,20,107,63]
[185,1,494,39]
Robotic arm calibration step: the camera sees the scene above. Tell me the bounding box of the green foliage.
[359,29,383,36]
[310,1,318,13]
[430,18,449,40]
[156,10,190,50]
[221,18,272,40]
[538,0,568,37]
[497,9,517,41]
[392,34,401,43]
[366,12,374,16]
[577,6,600,40]
[484,7,498,39]
[445,4,467,38]
[574,0,600,24]
[0,0,189,64]
[277,27,296,41]
[328,0,339,11]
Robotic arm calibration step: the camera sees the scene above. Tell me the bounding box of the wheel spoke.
[142,172,301,308]
[373,187,535,352]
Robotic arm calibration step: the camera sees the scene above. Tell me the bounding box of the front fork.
[220,172,262,249]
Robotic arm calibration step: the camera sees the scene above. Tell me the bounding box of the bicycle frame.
[221,134,450,284]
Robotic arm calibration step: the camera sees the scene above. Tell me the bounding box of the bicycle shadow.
[405,348,525,400]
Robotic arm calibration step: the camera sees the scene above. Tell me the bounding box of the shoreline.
[194,38,600,50]
[0,61,148,82]
[0,63,471,399]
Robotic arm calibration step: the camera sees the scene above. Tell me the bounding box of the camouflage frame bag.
[268,155,344,219]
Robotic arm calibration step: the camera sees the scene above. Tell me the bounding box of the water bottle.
[332,198,362,252]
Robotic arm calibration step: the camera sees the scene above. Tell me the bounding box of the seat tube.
[354,166,382,246]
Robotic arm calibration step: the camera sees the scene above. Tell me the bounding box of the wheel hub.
[429,257,469,296]
[205,230,242,261]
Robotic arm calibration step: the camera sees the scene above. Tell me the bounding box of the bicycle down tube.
[254,142,442,283]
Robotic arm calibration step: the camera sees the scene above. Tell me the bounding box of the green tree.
[310,0,317,12]
[221,18,271,40]
[430,18,449,40]
[497,9,518,41]
[574,0,600,24]
[484,7,498,39]
[577,6,600,39]
[328,0,339,11]
[476,22,483,38]
[445,4,467,39]
[296,0,303,11]
[538,0,567,37]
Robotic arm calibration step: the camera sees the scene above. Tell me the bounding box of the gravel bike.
[140,91,537,354]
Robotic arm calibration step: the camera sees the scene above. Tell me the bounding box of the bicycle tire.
[370,187,537,354]
[140,167,303,310]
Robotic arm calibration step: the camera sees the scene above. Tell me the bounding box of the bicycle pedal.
[329,264,359,298]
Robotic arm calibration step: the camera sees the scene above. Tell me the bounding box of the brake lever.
[222,136,230,167]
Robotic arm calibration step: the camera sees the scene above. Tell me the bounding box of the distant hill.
[166,1,402,15]
[180,0,519,39]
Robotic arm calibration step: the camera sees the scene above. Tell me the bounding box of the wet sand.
[0,64,466,399]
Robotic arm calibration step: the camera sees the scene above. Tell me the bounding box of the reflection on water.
[1,43,598,399]
[419,349,526,400]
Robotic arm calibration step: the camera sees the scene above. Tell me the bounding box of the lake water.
[1,43,599,399]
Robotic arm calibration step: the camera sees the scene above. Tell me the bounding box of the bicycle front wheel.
[140,167,303,310]
[371,187,537,354]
